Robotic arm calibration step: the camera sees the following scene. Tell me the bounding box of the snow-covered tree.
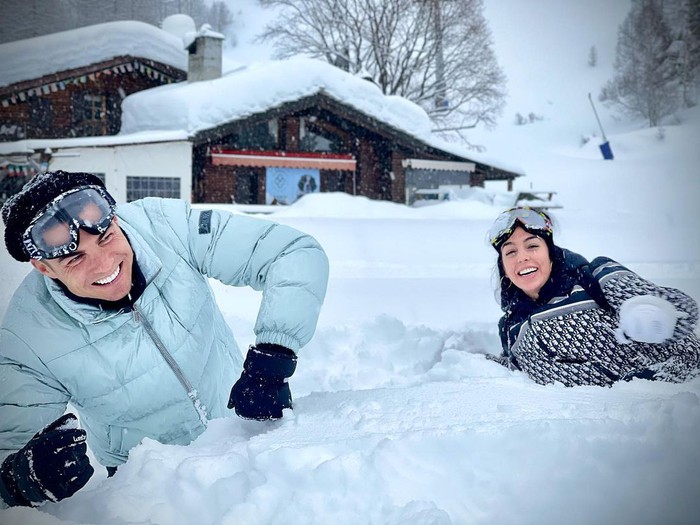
[601,0,680,126]
[588,45,598,67]
[0,0,233,44]
[208,1,234,33]
[258,0,506,132]
[664,0,700,107]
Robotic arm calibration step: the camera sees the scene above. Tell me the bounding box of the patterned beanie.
[2,170,107,262]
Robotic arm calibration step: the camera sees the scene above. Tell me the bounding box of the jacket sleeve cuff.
[255,331,303,353]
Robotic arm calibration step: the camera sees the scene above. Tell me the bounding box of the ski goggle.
[488,207,553,248]
[22,185,116,260]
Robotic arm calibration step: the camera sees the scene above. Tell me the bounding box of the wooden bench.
[515,190,562,210]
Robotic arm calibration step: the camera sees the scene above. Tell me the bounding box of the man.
[0,171,329,508]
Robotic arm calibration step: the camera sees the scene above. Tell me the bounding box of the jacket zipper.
[132,304,208,428]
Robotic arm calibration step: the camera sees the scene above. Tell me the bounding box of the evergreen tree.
[0,0,233,44]
[601,0,680,126]
[588,45,598,67]
[208,1,234,33]
[665,0,700,107]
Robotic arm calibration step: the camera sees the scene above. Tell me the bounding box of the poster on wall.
[265,167,320,205]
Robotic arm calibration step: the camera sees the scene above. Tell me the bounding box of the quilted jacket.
[0,198,329,470]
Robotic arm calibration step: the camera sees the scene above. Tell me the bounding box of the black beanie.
[1,170,108,262]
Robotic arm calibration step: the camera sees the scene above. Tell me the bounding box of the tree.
[664,0,700,107]
[0,0,75,43]
[588,45,598,67]
[208,1,234,33]
[0,0,230,44]
[601,0,680,126]
[258,0,506,133]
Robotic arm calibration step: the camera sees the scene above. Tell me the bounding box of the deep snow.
[1,1,700,524]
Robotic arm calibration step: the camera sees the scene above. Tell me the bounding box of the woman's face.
[500,226,552,300]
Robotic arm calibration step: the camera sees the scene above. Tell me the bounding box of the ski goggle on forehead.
[22,185,117,260]
[488,207,553,248]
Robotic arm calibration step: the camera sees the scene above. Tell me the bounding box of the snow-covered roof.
[0,131,189,156]
[0,21,187,89]
[184,23,226,49]
[121,57,524,175]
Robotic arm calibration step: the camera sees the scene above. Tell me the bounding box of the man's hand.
[0,413,94,507]
[228,344,297,420]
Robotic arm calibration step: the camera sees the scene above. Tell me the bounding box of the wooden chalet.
[192,91,520,205]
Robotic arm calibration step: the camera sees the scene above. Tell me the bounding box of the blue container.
[599,141,614,160]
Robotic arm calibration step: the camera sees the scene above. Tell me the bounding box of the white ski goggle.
[22,185,116,260]
[488,207,553,248]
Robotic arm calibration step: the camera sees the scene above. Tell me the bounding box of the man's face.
[30,216,135,302]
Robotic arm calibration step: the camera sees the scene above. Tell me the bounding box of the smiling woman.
[499,227,552,300]
[488,207,700,387]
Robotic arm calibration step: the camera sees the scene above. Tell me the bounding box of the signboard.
[265,167,320,205]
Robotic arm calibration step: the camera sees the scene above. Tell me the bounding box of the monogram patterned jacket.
[497,247,700,386]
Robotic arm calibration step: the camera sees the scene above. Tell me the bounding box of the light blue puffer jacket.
[0,198,329,471]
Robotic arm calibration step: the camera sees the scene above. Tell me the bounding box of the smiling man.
[0,171,329,508]
[27,187,136,303]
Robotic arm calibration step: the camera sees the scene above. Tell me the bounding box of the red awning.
[210,149,356,171]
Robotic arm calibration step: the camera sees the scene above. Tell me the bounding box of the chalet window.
[126,176,180,202]
[0,122,25,141]
[231,121,278,150]
[299,118,342,153]
[28,97,52,137]
[71,93,106,136]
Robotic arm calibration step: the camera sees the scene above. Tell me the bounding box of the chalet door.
[235,168,259,204]
[28,98,52,137]
[322,170,348,192]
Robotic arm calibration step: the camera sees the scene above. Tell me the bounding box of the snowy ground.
[1,121,699,524]
[2,0,700,523]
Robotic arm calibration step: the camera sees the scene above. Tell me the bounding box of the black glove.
[228,344,297,420]
[0,413,94,507]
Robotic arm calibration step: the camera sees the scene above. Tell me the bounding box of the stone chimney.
[186,24,224,82]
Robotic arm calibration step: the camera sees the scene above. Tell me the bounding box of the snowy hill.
[1,1,700,524]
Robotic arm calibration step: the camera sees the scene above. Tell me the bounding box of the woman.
[489,207,700,386]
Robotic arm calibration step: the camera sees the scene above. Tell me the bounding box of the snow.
[161,14,197,41]
[1,1,700,524]
[119,57,450,157]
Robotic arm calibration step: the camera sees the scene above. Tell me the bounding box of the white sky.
[1,1,700,524]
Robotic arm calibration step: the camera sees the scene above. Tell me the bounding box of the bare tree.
[258,0,506,132]
[600,0,679,127]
